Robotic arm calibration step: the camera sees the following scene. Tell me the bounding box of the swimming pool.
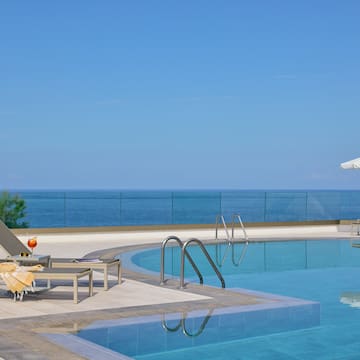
[52,239,360,359]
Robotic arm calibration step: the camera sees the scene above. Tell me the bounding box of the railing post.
[263,191,267,222]
[119,192,122,226]
[64,192,67,227]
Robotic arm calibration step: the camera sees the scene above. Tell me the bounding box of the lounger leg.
[89,271,93,297]
[73,278,78,304]
[104,266,108,291]
[117,262,122,285]
[47,258,52,289]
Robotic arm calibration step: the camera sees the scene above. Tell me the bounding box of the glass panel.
[121,191,172,225]
[265,191,307,222]
[340,191,360,220]
[172,191,221,224]
[306,191,341,220]
[18,191,66,228]
[65,191,121,227]
[221,191,266,222]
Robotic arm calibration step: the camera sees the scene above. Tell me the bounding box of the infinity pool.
[53,239,360,359]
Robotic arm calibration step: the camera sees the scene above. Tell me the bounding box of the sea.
[7,190,360,229]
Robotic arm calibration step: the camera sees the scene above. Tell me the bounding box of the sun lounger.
[0,220,122,291]
[33,268,93,303]
[0,220,30,256]
[0,263,93,303]
[51,258,121,290]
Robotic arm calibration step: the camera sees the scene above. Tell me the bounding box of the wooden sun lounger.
[51,258,121,290]
[33,268,93,304]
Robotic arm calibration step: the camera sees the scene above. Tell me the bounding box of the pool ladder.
[215,214,249,267]
[160,236,225,289]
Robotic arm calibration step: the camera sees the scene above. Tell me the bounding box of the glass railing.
[9,190,360,228]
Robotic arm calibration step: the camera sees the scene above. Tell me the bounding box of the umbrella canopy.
[341,157,360,169]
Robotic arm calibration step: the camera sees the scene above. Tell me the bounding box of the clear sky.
[1,1,359,190]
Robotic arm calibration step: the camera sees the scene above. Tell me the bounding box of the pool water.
[78,239,360,359]
[76,300,319,360]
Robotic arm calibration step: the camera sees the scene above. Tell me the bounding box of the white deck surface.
[0,275,210,320]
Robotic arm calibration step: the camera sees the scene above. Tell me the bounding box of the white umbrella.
[340,157,360,169]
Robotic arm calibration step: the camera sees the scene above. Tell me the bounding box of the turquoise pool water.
[74,300,319,360]
[76,239,360,359]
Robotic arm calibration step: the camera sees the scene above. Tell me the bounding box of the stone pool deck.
[0,224,355,359]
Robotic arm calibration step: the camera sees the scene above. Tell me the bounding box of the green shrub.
[0,191,29,228]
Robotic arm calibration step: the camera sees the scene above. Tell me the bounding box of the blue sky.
[1,1,359,190]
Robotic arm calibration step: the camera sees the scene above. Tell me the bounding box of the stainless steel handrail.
[180,238,225,289]
[182,309,213,337]
[161,316,182,332]
[231,214,248,241]
[231,240,249,266]
[215,241,232,267]
[215,215,232,266]
[161,309,214,337]
[231,214,249,266]
[160,235,203,286]
[215,215,231,242]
